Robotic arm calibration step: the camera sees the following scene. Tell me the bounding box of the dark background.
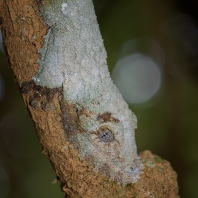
[1,0,198,197]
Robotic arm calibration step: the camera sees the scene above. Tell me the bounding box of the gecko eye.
[98,129,114,142]
[130,167,135,171]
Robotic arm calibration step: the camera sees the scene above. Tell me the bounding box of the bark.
[0,0,179,197]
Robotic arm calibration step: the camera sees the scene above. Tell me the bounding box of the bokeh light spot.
[112,53,162,104]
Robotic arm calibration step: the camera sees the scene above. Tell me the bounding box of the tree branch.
[0,0,179,197]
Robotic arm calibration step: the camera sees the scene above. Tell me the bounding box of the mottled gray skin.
[33,0,143,185]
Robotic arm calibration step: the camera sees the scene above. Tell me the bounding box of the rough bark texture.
[0,0,179,197]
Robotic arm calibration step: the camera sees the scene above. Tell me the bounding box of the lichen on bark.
[33,0,143,185]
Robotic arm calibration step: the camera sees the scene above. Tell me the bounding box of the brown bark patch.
[60,100,82,136]
[0,0,48,83]
[77,106,97,118]
[97,112,120,123]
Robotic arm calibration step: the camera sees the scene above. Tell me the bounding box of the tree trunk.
[0,0,179,197]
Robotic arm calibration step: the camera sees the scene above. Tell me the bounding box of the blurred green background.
[1,0,198,197]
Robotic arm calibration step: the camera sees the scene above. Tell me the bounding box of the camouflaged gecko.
[33,0,143,185]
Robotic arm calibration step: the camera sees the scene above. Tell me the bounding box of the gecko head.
[75,109,142,183]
